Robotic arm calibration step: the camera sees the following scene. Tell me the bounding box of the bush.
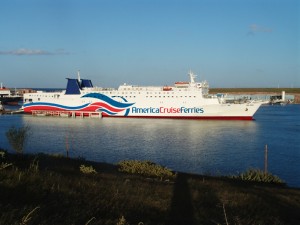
[230,169,285,184]
[117,160,176,180]
[6,126,30,154]
[0,150,6,159]
[0,150,12,170]
[80,164,97,174]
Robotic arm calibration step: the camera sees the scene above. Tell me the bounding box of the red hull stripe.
[23,110,253,120]
[102,115,254,120]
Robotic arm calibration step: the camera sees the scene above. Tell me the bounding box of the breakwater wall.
[210,88,300,104]
[294,94,300,103]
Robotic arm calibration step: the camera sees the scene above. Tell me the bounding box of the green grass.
[117,160,176,180]
[1,152,300,225]
[229,169,285,184]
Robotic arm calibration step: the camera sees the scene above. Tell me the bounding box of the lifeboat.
[174,81,189,88]
[163,86,172,91]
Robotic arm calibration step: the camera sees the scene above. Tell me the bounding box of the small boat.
[163,86,173,91]
[174,81,189,88]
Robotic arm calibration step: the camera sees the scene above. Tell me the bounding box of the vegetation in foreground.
[1,150,300,225]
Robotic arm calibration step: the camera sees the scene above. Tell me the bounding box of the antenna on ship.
[189,70,196,84]
[77,70,81,82]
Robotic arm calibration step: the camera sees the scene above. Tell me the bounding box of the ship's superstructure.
[23,71,264,120]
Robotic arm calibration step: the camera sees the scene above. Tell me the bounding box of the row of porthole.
[101,91,192,95]
[145,96,196,98]
[115,96,197,98]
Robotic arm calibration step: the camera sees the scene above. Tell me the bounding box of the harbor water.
[0,104,299,187]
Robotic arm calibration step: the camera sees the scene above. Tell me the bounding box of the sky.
[0,0,299,88]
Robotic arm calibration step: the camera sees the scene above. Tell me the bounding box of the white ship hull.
[23,71,264,120]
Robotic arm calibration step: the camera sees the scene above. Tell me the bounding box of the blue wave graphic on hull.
[24,93,135,116]
[24,102,89,110]
[112,96,131,116]
[82,93,134,108]
[99,108,117,115]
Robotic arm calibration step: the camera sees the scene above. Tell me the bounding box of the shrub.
[0,150,6,158]
[0,150,12,170]
[28,157,39,173]
[6,125,30,154]
[116,216,129,225]
[0,162,13,170]
[117,160,176,180]
[229,169,285,184]
[80,164,97,174]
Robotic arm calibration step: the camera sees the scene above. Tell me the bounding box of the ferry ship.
[0,83,22,105]
[23,71,264,120]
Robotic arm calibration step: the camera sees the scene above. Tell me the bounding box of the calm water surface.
[0,105,299,187]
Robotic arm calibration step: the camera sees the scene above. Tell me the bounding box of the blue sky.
[0,0,299,88]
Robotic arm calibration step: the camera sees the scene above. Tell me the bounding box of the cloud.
[0,48,70,56]
[247,24,273,36]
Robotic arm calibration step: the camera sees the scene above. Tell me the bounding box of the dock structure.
[31,110,102,119]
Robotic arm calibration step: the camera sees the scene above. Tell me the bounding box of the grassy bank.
[1,152,300,225]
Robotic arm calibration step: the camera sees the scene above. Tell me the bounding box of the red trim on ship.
[23,108,254,120]
[102,115,254,120]
[174,82,189,84]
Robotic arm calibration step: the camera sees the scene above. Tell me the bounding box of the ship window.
[38,98,40,101]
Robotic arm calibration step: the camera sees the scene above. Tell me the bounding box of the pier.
[31,110,102,119]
